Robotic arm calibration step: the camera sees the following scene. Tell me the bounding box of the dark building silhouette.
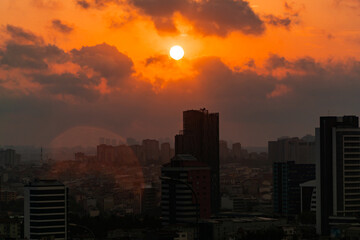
[175,108,220,213]
[317,116,360,235]
[269,137,316,217]
[300,180,316,213]
[273,161,315,216]
[161,154,211,225]
[142,139,160,164]
[0,149,21,168]
[160,142,171,164]
[141,184,158,216]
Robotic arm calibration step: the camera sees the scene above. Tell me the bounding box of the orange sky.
[1,0,360,146]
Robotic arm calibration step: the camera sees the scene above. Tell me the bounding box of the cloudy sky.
[1,0,360,147]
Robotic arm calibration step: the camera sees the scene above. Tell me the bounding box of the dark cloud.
[32,72,101,101]
[284,1,301,17]
[71,43,134,86]
[266,54,324,73]
[76,0,90,8]
[145,54,169,66]
[52,19,74,34]
[130,0,265,36]
[188,55,360,144]
[0,43,68,69]
[152,17,179,34]
[5,25,43,44]
[2,28,360,147]
[245,59,256,68]
[264,15,291,28]
[75,0,120,9]
[265,54,289,70]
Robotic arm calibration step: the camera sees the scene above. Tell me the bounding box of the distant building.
[0,149,21,168]
[24,179,68,240]
[160,142,171,164]
[175,108,220,213]
[316,116,360,235]
[161,154,211,225]
[219,140,229,161]
[74,152,85,161]
[269,137,316,216]
[0,190,17,202]
[232,143,242,159]
[130,144,144,163]
[142,139,160,164]
[0,218,22,239]
[126,137,138,146]
[97,144,115,161]
[268,137,316,164]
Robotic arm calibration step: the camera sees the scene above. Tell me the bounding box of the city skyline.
[1,0,360,147]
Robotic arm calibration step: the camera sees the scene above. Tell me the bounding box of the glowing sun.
[170,45,184,60]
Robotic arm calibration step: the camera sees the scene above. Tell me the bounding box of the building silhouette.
[160,142,171,164]
[142,139,160,164]
[273,161,315,216]
[316,116,360,235]
[24,179,68,240]
[161,154,211,225]
[268,137,316,164]
[175,108,220,213]
[269,137,316,217]
[0,149,21,168]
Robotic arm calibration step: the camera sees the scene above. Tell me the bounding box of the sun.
[170,45,184,60]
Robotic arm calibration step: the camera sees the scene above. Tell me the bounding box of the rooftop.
[25,179,64,187]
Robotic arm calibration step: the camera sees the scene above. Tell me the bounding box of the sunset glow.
[0,0,360,146]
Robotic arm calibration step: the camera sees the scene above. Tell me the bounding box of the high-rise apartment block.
[316,116,360,235]
[175,108,220,213]
[269,137,316,164]
[24,180,68,240]
[269,137,316,216]
[161,154,211,225]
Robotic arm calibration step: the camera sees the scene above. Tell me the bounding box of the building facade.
[273,161,315,216]
[316,116,360,235]
[24,180,68,240]
[175,108,220,213]
[161,154,211,225]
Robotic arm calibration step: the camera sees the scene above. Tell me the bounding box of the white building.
[24,179,68,240]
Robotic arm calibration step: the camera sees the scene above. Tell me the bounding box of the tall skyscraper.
[24,179,68,240]
[161,154,211,225]
[316,116,360,235]
[175,108,220,213]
